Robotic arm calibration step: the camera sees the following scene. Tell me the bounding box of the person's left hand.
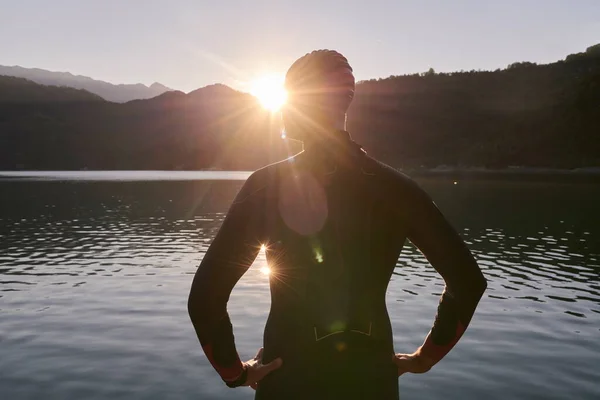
[392,351,434,377]
[243,348,283,390]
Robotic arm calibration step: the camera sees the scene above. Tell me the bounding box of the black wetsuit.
[188,131,487,399]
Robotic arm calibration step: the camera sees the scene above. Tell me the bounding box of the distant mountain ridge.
[0,75,104,103]
[0,65,172,103]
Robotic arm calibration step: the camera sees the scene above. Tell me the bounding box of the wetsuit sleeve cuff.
[224,364,248,388]
[420,321,465,363]
[202,343,245,382]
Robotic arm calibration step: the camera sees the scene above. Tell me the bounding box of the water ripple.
[0,178,599,400]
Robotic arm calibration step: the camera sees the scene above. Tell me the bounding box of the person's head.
[282,50,355,143]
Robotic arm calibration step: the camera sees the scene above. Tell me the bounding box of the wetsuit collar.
[304,129,365,157]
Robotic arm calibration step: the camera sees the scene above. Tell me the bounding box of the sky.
[0,0,598,93]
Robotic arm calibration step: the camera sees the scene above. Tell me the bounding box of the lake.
[1,171,599,399]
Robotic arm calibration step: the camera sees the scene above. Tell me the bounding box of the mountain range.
[0,44,598,171]
[0,65,172,102]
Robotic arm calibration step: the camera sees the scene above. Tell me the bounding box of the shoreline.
[406,167,600,175]
[1,168,600,184]
[2,167,600,174]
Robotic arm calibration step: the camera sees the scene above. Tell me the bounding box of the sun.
[250,74,287,112]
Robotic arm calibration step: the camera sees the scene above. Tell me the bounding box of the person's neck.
[302,112,347,152]
[331,112,346,131]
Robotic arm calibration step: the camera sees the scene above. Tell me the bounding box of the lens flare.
[315,250,324,263]
[250,74,287,112]
[260,266,271,276]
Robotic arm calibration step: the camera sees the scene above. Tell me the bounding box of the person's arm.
[399,180,487,371]
[187,176,266,384]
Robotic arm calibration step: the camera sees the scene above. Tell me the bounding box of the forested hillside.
[1,45,598,170]
[349,44,600,168]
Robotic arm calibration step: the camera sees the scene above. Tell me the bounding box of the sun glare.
[250,74,287,112]
[260,266,271,276]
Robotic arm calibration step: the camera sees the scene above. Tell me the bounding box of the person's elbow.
[473,270,488,299]
[455,265,487,302]
[187,287,204,325]
[465,255,488,298]
[187,281,224,328]
[187,291,197,322]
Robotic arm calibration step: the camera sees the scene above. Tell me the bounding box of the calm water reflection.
[0,173,599,399]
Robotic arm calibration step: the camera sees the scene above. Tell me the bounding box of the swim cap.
[284,50,355,115]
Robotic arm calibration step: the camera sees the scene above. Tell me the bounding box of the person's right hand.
[244,348,283,390]
[392,351,434,377]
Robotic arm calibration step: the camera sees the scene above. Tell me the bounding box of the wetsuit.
[188,131,487,399]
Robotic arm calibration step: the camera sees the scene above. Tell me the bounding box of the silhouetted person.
[188,50,487,399]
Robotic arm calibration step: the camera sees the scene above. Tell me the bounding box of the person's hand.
[243,348,283,390]
[392,350,434,377]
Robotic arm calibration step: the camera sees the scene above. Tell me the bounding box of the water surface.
[1,171,599,399]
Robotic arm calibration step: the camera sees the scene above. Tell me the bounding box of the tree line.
[1,45,598,170]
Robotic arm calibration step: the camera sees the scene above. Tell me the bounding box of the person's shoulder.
[249,156,295,184]
[361,156,433,220]
[361,155,421,194]
[239,156,295,200]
